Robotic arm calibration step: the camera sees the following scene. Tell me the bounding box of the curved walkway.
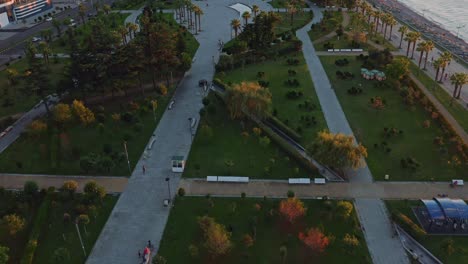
[297,5,409,264]
[312,10,350,44]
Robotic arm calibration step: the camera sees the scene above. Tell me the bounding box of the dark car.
[198,79,207,87]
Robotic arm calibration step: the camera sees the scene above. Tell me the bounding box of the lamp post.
[165,177,171,203]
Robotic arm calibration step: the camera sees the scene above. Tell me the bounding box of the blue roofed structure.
[421,200,445,220]
[422,198,468,221]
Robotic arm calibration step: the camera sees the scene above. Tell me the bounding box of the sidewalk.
[297,4,409,264]
[178,179,468,199]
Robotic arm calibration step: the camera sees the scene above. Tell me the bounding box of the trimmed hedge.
[392,212,426,241]
[20,195,51,264]
[266,115,302,142]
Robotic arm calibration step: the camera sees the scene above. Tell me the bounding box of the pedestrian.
[444,73,448,80]
[148,240,152,249]
[142,165,146,174]
[138,250,141,258]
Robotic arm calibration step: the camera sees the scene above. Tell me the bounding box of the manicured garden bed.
[216,53,326,144]
[320,55,466,181]
[386,200,468,263]
[159,197,371,263]
[183,93,313,179]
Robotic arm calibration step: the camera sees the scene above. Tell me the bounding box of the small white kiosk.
[171,156,185,173]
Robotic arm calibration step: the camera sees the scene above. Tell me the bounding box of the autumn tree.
[197,216,232,257]
[279,197,306,224]
[61,180,78,199]
[225,81,272,119]
[242,234,254,248]
[83,181,106,204]
[298,228,330,254]
[309,131,368,171]
[342,233,359,250]
[336,201,353,219]
[2,214,25,235]
[53,103,72,124]
[28,120,47,137]
[71,100,95,126]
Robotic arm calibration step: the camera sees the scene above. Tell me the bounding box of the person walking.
[142,165,146,174]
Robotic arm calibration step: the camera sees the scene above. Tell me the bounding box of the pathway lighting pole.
[165,177,171,203]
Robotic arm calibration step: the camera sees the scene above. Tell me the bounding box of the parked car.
[32,37,41,42]
[45,17,52,22]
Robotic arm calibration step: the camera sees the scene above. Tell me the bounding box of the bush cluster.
[286,90,303,99]
[336,71,354,80]
[334,58,349,66]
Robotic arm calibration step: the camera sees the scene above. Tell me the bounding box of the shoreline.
[367,0,468,64]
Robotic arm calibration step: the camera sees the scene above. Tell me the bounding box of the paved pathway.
[313,10,350,44]
[86,1,241,263]
[297,5,409,264]
[179,179,468,199]
[0,173,127,193]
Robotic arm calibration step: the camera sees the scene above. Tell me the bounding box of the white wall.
[0,12,9,28]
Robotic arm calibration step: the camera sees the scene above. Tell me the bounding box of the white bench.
[207,176,218,182]
[168,100,175,110]
[340,49,352,52]
[452,179,464,186]
[147,138,156,150]
[217,176,249,183]
[314,178,326,185]
[288,178,311,184]
[333,49,340,52]
[327,49,334,52]
[352,49,364,52]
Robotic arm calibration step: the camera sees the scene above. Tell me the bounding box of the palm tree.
[78,3,87,25]
[398,25,408,48]
[416,41,428,68]
[38,41,50,65]
[423,40,434,70]
[373,10,382,34]
[194,5,203,32]
[439,51,452,82]
[381,13,389,34]
[231,19,241,38]
[433,58,443,81]
[410,32,421,59]
[387,16,397,40]
[288,4,297,26]
[52,19,62,37]
[252,5,259,18]
[242,11,251,25]
[450,72,468,98]
[103,4,111,15]
[404,31,413,57]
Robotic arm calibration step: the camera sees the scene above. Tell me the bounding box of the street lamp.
[165,177,171,203]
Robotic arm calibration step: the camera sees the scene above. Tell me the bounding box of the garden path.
[297,4,409,264]
[312,10,351,44]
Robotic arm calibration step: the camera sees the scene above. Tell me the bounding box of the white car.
[70,22,77,27]
[45,17,52,22]
[31,37,41,42]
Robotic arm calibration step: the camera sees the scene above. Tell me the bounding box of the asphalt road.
[0,0,115,58]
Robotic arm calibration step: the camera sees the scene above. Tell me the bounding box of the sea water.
[398,0,468,42]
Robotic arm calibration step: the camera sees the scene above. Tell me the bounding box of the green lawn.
[313,34,371,51]
[275,11,313,35]
[216,53,326,145]
[386,200,468,263]
[0,89,175,176]
[308,11,343,41]
[112,0,146,10]
[0,59,69,119]
[269,0,308,9]
[409,63,468,132]
[159,197,371,263]
[183,93,312,179]
[33,195,118,264]
[320,56,466,181]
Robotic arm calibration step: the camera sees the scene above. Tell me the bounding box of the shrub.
[23,181,39,197]
[157,84,168,96]
[178,188,185,197]
[393,213,426,240]
[287,190,295,198]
